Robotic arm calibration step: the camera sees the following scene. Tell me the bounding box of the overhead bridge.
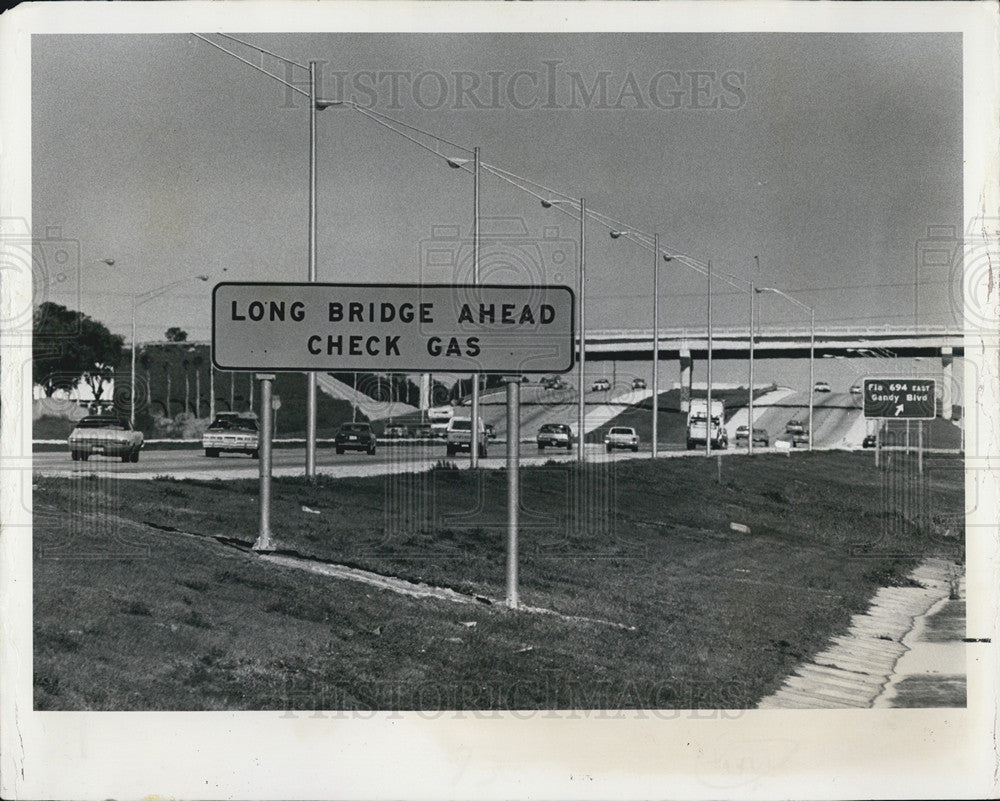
[583,325,964,361]
[580,325,964,420]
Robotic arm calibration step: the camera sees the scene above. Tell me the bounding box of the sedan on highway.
[813,381,832,393]
[862,434,877,448]
[735,425,770,447]
[632,378,647,390]
[202,413,259,458]
[335,422,377,455]
[605,426,639,452]
[785,418,805,434]
[68,416,143,462]
[792,429,810,447]
[850,384,863,396]
[591,378,611,392]
[537,422,573,451]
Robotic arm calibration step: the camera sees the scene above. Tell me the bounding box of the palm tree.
[138,349,152,411]
[192,352,204,418]
[182,356,191,415]
[163,362,172,418]
[229,371,235,413]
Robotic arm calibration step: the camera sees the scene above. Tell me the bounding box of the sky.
[32,32,963,345]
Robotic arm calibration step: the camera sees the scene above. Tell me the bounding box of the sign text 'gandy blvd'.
[212,282,575,373]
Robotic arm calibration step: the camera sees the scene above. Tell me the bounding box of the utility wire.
[216,33,310,71]
[192,33,309,98]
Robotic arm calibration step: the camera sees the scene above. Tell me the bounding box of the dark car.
[792,429,810,447]
[484,423,497,440]
[735,425,770,447]
[862,434,877,448]
[632,378,647,390]
[537,422,573,451]
[335,422,377,455]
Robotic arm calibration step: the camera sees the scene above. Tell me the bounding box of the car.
[591,378,611,392]
[850,384,863,396]
[382,425,408,439]
[541,376,566,390]
[813,381,832,393]
[735,425,770,447]
[427,405,454,422]
[412,423,433,440]
[632,378,647,390]
[862,434,877,448]
[69,415,143,462]
[537,422,573,451]
[335,422,377,455]
[605,426,639,452]
[445,417,487,457]
[484,423,497,440]
[792,429,810,446]
[785,418,805,434]
[202,413,260,458]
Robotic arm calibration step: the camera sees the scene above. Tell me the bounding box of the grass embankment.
[585,387,772,444]
[34,452,963,711]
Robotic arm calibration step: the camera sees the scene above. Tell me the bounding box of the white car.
[591,378,611,392]
[850,384,862,396]
[69,416,143,462]
[605,426,639,452]
[427,405,454,422]
[813,381,832,393]
[202,413,260,458]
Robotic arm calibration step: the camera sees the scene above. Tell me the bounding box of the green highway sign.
[213,282,575,374]
[863,378,936,420]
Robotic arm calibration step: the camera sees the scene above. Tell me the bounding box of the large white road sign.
[213,282,575,373]
[863,378,937,419]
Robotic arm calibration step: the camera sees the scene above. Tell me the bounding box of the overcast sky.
[33,32,963,343]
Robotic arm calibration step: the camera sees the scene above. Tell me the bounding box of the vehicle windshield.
[75,417,127,430]
[210,418,258,432]
[609,428,633,435]
[452,420,472,430]
[340,424,371,433]
[540,424,566,432]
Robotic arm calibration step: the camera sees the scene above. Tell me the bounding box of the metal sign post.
[506,378,520,609]
[253,373,276,552]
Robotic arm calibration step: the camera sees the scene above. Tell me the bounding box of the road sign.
[863,378,936,419]
[213,282,575,374]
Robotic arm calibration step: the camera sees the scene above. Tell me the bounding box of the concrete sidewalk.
[758,557,964,709]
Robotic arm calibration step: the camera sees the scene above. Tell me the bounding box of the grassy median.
[34,451,963,710]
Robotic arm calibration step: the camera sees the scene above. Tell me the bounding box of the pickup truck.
[68,416,143,462]
[202,413,260,458]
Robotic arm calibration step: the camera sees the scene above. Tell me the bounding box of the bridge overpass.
[579,325,964,420]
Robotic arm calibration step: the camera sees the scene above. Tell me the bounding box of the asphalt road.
[33,389,869,480]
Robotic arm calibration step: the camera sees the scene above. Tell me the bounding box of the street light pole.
[706,260,713,459]
[578,197,586,464]
[748,255,758,455]
[542,197,586,463]
[652,232,659,459]
[470,146,481,467]
[305,60,319,480]
[756,286,815,451]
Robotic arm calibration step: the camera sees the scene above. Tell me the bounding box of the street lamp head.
[445,157,470,169]
[540,199,553,208]
[609,230,623,239]
[315,99,344,110]
[100,258,115,266]
[197,275,209,281]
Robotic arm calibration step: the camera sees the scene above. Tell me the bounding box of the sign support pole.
[254,373,276,552]
[506,378,520,609]
[918,420,924,476]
